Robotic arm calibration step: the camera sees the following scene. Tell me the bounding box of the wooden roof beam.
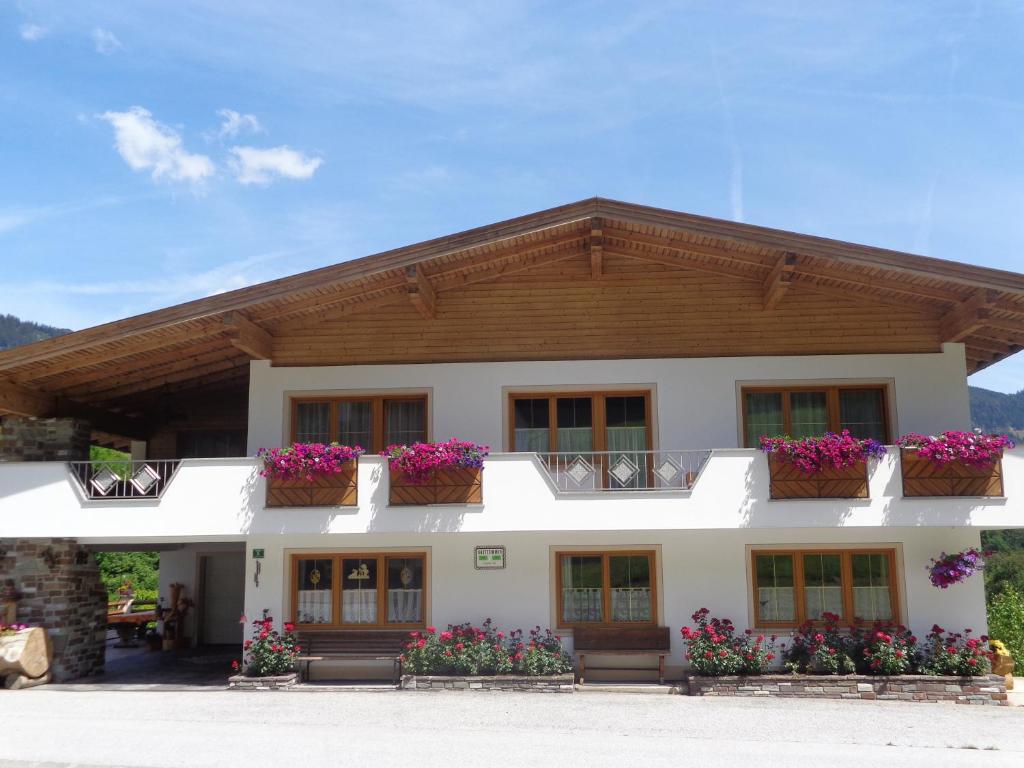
[941,289,998,343]
[608,245,763,282]
[762,252,797,311]
[0,378,56,416]
[590,218,604,279]
[224,311,273,360]
[406,265,436,320]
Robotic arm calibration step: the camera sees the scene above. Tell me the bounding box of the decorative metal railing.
[68,460,182,500]
[535,450,711,493]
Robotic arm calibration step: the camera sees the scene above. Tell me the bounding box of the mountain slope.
[0,314,70,350]
[969,386,1024,439]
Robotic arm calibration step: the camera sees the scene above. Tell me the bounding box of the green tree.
[988,586,1024,663]
[94,551,160,603]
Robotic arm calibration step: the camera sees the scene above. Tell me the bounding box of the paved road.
[1,689,1021,767]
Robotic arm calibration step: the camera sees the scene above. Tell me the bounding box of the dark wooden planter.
[900,448,1004,497]
[265,466,358,507]
[768,455,869,499]
[389,466,483,505]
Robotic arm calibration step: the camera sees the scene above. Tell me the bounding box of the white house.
[1,198,1023,681]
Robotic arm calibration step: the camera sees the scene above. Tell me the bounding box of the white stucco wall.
[246,344,971,453]
[158,542,245,644]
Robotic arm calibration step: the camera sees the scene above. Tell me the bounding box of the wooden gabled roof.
[2,197,1024,432]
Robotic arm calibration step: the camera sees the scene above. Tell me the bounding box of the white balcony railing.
[68,459,181,500]
[536,450,710,493]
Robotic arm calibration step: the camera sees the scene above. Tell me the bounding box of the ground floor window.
[556,550,656,627]
[751,548,898,627]
[291,552,426,629]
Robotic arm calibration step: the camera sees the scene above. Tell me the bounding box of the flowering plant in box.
[782,612,856,674]
[927,548,991,589]
[680,608,776,676]
[920,625,993,676]
[848,621,919,675]
[759,430,887,475]
[382,439,489,485]
[231,611,300,677]
[896,430,1013,468]
[0,623,27,637]
[401,619,571,676]
[257,443,363,482]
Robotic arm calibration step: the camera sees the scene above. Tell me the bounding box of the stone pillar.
[0,538,106,681]
[0,417,91,462]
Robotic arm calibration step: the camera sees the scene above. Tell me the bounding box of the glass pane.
[513,398,550,452]
[755,554,795,622]
[561,555,603,623]
[386,556,424,624]
[803,554,843,620]
[745,392,783,447]
[296,558,333,624]
[789,391,829,438]
[606,396,648,489]
[609,555,652,622]
[295,402,330,443]
[840,389,887,442]
[341,557,378,624]
[384,399,426,446]
[852,554,893,621]
[556,398,593,452]
[338,401,373,449]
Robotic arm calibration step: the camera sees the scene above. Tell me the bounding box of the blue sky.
[2,1,1024,393]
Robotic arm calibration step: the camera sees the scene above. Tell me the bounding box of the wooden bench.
[295,630,408,684]
[574,626,671,684]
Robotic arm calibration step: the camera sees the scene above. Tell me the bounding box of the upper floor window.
[509,391,651,453]
[291,395,427,452]
[741,385,889,447]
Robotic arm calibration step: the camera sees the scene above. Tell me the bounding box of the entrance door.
[199,552,245,645]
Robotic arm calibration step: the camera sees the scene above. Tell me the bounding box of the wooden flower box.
[389,466,483,506]
[265,466,358,507]
[900,448,1004,497]
[767,455,869,499]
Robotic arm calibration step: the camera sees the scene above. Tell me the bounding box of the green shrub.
[402,620,572,676]
[988,585,1024,663]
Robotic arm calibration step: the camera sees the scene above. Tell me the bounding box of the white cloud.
[213,108,263,139]
[99,107,214,185]
[19,23,49,42]
[92,27,122,54]
[229,145,322,185]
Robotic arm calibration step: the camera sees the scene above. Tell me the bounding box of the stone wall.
[400,674,575,692]
[228,673,297,690]
[0,417,91,462]
[687,674,1008,705]
[0,538,107,681]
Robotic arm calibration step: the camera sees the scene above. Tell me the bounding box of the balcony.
[0,449,1021,539]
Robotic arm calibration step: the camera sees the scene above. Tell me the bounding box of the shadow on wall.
[366,462,471,533]
[238,463,261,534]
[738,453,859,529]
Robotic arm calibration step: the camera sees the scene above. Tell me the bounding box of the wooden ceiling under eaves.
[2,197,1024,437]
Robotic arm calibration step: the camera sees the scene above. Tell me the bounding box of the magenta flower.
[382,438,489,484]
[760,430,887,474]
[257,443,363,481]
[897,430,1013,469]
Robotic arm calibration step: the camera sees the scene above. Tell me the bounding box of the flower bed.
[897,431,1011,497]
[259,444,362,507]
[229,613,300,689]
[686,674,1007,704]
[384,439,487,505]
[760,431,885,499]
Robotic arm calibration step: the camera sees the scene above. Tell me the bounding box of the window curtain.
[840,390,887,442]
[338,401,373,448]
[386,589,422,623]
[610,588,652,622]
[385,400,426,445]
[745,393,783,447]
[295,402,330,443]
[514,428,550,452]
[561,556,602,622]
[852,554,892,620]
[557,428,593,452]
[342,589,378,624]
[296,589,332,624]
[789,392,828,438]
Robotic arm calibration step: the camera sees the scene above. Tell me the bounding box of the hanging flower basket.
[927,548,991,589]
[760,431,886,499]
[258,443,363,507]
[897,431,1012,497]
[384,439,488,505]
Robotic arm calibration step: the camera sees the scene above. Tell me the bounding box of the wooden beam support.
[589,218,604,279]
[607,246,763,282]
[762,252,797,311]
[406,265,436,320]
[223,311,273,360]
[0,378,56,416]
[940,289,998,343]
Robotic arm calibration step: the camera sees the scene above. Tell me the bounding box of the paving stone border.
[228,672,298,690]
[400,673,575,692]
[687,674,1008,705]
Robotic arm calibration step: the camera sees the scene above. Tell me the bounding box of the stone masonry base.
[401,673,575,692]
[687,674,1008,705]
[228,673,298,690]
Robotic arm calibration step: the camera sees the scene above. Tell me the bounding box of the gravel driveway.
[1,689,1021,767]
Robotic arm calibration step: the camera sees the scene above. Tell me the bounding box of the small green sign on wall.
[252,548,265,559]
[474,546,505,570]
